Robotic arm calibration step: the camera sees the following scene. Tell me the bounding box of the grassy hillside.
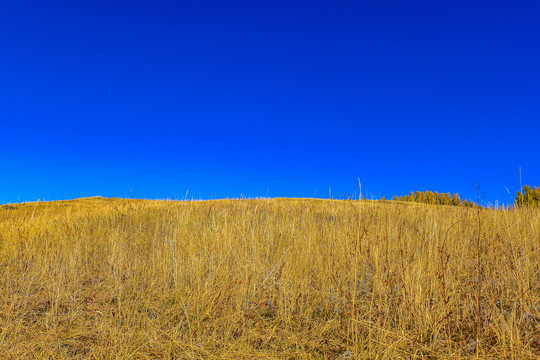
[0,197,539,359]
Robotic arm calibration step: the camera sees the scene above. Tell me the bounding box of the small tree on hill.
[516,185,540,207]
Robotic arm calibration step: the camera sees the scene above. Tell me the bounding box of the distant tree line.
[384,185,540,208]
[516,185,540,207]
[390,191,476,207]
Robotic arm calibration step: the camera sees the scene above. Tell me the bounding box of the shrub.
[394,190,475,207]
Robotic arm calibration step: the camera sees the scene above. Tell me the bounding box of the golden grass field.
[0,197,539,359]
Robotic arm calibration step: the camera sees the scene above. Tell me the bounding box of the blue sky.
[1,0,538,205]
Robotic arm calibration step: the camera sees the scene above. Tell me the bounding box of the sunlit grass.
[0,197,539,358]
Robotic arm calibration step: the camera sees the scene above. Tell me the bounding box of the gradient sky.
[1,0,539,205]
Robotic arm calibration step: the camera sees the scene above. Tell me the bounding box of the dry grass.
[0,197,539,359]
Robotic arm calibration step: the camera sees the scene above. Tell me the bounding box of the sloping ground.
[0,197,539,359]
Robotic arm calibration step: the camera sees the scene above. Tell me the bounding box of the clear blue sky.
[1,0,538,205]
